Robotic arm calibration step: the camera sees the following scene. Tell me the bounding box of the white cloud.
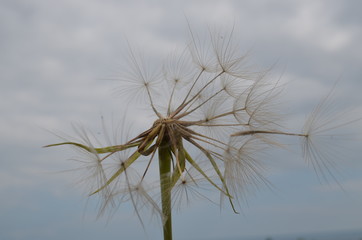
[185,0,236,24]
[285,1,355,52]
[1,1,362,239]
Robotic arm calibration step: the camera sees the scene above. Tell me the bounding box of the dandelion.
[45,27,358,240]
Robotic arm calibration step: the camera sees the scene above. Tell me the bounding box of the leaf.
[44,141,140,154]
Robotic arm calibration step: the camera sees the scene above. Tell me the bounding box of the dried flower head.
[45,27,356,240]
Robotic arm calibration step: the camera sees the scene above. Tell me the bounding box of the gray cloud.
[1,0,361,239]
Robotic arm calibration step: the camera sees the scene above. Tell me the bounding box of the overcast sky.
[1,0,362,240]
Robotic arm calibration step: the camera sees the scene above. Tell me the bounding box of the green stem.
[159,139,173,240]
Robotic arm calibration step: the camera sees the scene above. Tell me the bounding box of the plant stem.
[159,139,173,240]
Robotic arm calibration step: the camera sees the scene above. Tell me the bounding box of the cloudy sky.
[1,0,362,239]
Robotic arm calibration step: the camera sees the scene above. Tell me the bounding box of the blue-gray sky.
[1,0,362,239]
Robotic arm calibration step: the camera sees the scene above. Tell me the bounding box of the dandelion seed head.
[46,24,359,233]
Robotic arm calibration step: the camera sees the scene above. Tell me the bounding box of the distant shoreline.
[201,228,362,240]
